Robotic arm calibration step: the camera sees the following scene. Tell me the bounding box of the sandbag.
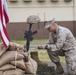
[0,64,15,71]
[0,71,3,75]
[8,42,17,51]
[2,68,25,75]
[25,58,38,74]
[10,59,26,70]
[9,42,25,53]
[0,43,6,56]
[0,51,24,67]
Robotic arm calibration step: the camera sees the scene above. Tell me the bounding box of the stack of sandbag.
[0,42,38,75]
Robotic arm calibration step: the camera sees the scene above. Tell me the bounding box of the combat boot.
[30,51,47,66]
[55,62,64,74]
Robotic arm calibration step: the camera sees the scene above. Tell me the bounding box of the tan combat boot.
[30,51,47,66]
[55,62,64,74]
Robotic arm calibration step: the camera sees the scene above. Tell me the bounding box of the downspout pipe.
[73,0,76,36]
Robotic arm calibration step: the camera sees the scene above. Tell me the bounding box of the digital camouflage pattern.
[46,26,76,75]
[27,15,41,24]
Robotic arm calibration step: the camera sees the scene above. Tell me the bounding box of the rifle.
[24,23,37,51]
[24,24,37,52]
[23,23,37,62]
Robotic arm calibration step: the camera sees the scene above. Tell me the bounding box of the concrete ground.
[37,61,68,75]
[48,62,68,75]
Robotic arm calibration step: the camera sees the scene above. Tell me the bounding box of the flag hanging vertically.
[0,0,10,48]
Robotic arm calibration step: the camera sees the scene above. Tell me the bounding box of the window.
[38,0,45,2]
[9,0,18,2]
[23,0,32,2]
[51,0,58,2]
[64,0,72,2]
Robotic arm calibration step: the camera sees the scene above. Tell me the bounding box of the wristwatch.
[45,45,48,49]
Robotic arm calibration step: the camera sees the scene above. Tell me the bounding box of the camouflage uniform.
[46,25,76,75]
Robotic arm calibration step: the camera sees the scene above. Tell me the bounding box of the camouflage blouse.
[47,26,76,52]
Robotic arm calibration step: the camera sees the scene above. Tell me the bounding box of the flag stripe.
[4,9,9,24]
[3,0,9,24]
[0,19,9,48]
[0,0,10,48]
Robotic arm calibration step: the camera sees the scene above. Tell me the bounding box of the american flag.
[0,0,10,48]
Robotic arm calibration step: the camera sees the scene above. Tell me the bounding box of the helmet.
[27,15,41,24]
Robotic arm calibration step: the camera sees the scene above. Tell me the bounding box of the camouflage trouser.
[47,49,65,63]
[65,50,76,75]
[47,49,76,75]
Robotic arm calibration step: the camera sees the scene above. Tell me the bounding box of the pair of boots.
[55,62,64,74]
